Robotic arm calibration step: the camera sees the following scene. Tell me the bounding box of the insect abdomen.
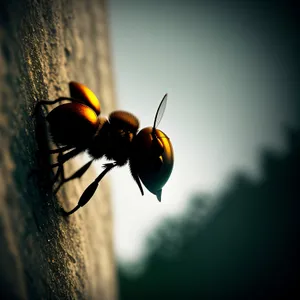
[130,127,174,195]
[47,103,100,147]
[69,82,101,115]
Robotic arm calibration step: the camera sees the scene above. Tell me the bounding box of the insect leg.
[49,145,74,154]
[54,159,94,194]
[49,144,75,185]
[52,164,63,185]
[51,147,84,168]
[51,147,84,189]
[33,97,86,116]
[63,162,117,216]
[129,162,144,196]
[131,170,144,196]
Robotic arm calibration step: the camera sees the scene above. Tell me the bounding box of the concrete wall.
[0,0,116,299]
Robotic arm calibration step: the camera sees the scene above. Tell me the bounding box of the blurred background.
[106,0,299,298]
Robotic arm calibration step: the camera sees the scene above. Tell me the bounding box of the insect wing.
[153,93,168,129]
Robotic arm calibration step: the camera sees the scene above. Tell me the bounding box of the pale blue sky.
[106,0,299,264]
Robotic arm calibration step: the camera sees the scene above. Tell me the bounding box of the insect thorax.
[87,117,136,166]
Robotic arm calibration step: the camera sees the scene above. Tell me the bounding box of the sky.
[106,0,299,265]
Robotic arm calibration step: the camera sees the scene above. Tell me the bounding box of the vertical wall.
[0,0,116,299]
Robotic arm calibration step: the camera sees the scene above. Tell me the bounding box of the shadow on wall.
[118,126,300,300]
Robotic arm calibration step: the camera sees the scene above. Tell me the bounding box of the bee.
[35,82,174,215]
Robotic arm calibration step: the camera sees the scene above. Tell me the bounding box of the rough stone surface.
[0,0,116,299]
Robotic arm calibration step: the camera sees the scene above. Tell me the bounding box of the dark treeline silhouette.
[118,127,300,300]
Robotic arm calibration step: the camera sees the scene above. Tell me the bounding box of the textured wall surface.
[0,0,116,299]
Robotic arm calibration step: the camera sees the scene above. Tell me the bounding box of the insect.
[35,82,174,215]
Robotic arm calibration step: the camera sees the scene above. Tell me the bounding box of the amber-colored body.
[69,81,101,115]
[130,127,174,200]
[36,82,174,215]
[47,102,100,147]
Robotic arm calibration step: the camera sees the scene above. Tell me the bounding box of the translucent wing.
[153,93,168,129]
